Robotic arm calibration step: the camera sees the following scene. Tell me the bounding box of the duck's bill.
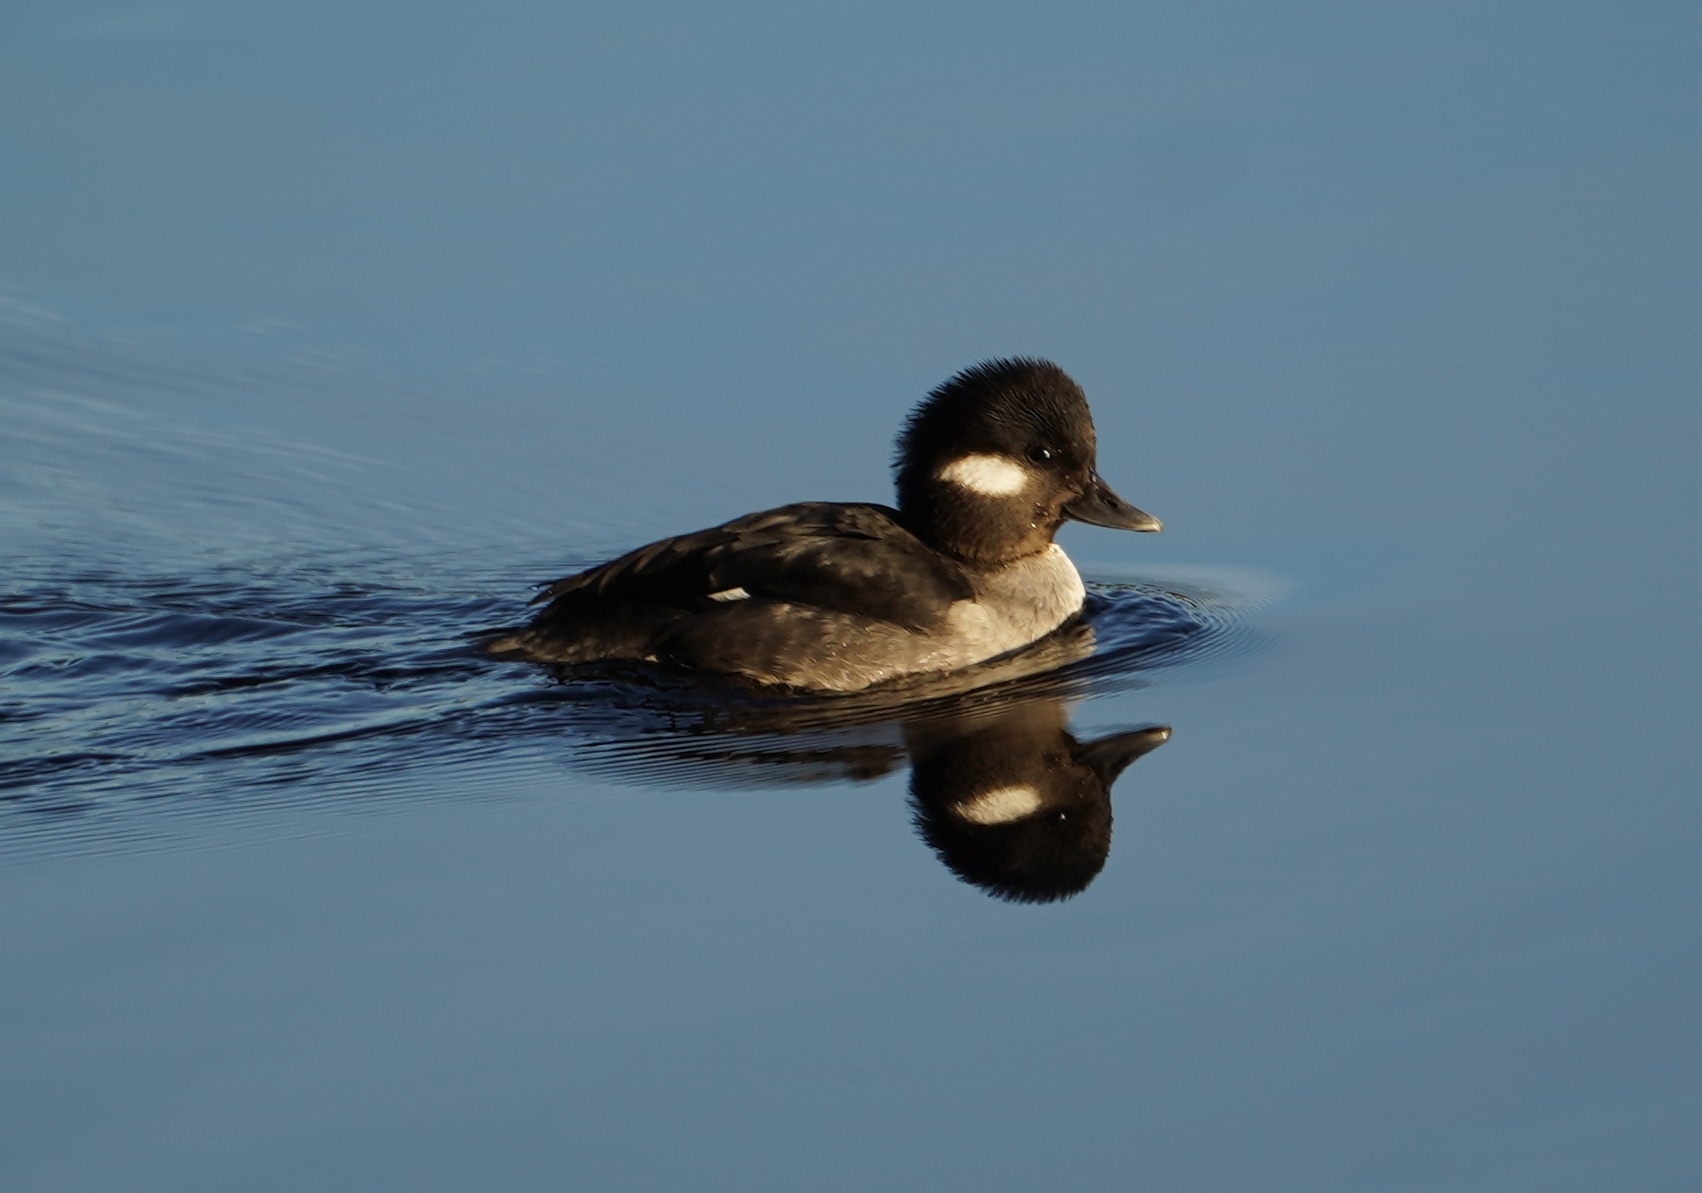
[1063,476,1163,532]
[1073,725,1172,783]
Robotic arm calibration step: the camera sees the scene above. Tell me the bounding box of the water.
[4,5,1701,1190]
[0,504,1254,861]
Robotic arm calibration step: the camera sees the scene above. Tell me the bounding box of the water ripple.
[1,554,1268,856]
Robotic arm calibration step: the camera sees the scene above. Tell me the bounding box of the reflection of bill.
[906,699,1169,904]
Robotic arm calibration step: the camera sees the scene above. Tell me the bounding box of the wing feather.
[530,502,971,630]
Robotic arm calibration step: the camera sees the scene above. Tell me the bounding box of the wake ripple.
[0,555,1268,855]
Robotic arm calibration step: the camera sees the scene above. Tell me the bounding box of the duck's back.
[487,502,996,689]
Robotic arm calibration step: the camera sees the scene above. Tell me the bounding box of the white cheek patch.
[707,587,751,602]
[937,453,1029,497]
[954,784,1044,825]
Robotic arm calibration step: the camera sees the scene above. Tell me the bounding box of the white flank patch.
[955,784,1045,825]
[707,586,751,602]
[937,453,1029,497]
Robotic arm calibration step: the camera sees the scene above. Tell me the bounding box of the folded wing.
[531,502,972,631]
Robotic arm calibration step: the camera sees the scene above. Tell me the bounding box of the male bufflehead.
[487,358,1161,691]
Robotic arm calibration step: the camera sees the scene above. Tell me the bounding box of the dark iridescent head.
[894,358,1160,564]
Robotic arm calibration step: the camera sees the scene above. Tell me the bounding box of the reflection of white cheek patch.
[955,784,1044,825]
[708,587,750,602]
[937,453,1028,497]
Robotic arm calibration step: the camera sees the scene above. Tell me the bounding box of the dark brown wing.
[531,502,972,631]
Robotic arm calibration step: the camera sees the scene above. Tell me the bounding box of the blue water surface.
[3,3,1700,1190]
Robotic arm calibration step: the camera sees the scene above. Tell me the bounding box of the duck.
[485,357,1162,692]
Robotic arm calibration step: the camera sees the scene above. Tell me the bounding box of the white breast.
[937,544,1087,664]
[732,545,1088,692]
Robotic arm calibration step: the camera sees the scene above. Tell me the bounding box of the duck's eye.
[1027,445,1054,463]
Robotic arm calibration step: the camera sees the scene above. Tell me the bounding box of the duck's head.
[894,357,1161,565]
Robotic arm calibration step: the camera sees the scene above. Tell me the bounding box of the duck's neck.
[899,487,1062,567]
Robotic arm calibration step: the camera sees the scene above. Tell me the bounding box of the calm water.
[4,5,1701,1190]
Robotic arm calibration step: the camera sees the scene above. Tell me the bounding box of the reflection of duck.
[520,666,1169,903]
[489,359,1160,691]
[907,700,1169,904]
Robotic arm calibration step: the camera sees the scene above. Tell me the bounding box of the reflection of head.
[906,702,1169,903]
[505,657,1171,903]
